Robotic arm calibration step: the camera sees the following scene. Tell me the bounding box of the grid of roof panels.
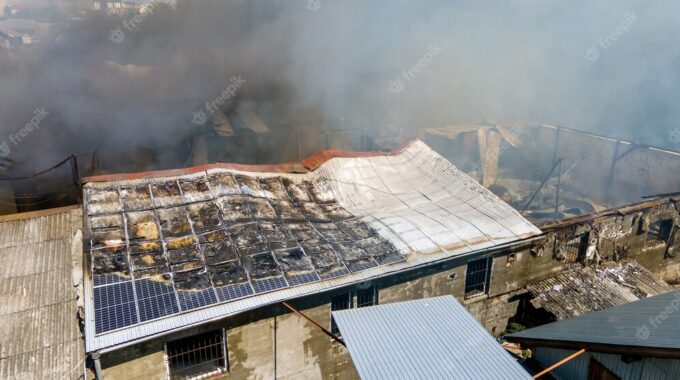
[85,172,405,334]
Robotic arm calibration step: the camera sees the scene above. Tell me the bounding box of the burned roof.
[82,140,540,352]
[527,261,672,320]
[0,207,85,379]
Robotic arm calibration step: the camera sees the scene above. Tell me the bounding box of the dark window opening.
[356,286,377,308]
[465,257,492,298]
[166,330,226,379]
[563,232,590,263]
[646,219,673,249]
[330,292,352,335]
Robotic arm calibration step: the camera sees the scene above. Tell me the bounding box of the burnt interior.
[85,171,405,323]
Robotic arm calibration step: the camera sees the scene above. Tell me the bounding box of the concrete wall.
[540,198,680,284]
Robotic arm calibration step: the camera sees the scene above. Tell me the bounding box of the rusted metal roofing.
[82,140,541,352]
[0,207,85,380]
[332,296,532,380]
[527,261,672,320]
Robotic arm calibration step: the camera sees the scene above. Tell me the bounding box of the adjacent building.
[508,290,680,379]
[0,207,85,379]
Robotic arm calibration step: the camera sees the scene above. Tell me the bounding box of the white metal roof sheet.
[333,296,532,380]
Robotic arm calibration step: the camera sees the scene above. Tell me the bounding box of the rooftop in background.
[423,123,680,223]
[332,296,531,380]
[0,206,84,379]
[508,289,680,358]
[82,140,540,352]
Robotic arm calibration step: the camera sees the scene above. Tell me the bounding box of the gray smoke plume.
[1,0,679,180]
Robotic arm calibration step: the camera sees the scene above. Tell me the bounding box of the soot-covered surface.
[85,172,404,334]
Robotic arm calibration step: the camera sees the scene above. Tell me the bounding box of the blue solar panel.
[215,282,254,302]
[134,278,179,322]
[94,282,138,333]
[93,273,129,287]
[177,288,218,311]
[252,277,288,293]
[286,272,320,286]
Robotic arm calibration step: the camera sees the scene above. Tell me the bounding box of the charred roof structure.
[82,140,540,352]
[424,123,680,223]
[526,261,672,320]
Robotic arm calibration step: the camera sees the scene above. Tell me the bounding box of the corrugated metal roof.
[527,261,672,320]
[0,207,85,380]
[509,289,680,352]
[83,140,541,352]
[332,296,532,380]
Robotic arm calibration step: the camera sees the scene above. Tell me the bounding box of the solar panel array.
[85,172,405,334]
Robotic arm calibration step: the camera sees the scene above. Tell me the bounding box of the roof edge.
[0,205,79,222]
[82,140,418,184]
[506,336,680,359]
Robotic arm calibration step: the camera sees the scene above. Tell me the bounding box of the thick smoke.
[1,0,679,180]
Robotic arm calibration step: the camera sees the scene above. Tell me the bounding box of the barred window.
[166,330,227,379]
[356,286,377,308]
[563,233,590,263]
[465,257,492,298]
[330,292,352,335]
[646,219,673,249]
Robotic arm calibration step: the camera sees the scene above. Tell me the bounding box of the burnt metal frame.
[165,329,227,379]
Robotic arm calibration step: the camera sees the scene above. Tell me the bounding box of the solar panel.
[346,261,379,273]
[135,278,179,322]
[215,282,254,302]
[87,173,407,335]
[94,282,138,333]
[318,268,351,280]
[286,272,320,286]
[252,277,288,293]
[93,273,129,287]
[177,288,218,311]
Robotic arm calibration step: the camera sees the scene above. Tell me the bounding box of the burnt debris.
[85,171,404,296]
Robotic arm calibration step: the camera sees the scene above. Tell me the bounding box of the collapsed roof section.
[82,140,540,352]
[527,261,672,320]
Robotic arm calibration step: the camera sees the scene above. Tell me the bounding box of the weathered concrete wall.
[101,341,166,380]
[540,198,680,283]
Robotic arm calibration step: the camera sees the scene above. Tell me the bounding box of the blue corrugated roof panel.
[332,295,532,380]
[508,289,680,352]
